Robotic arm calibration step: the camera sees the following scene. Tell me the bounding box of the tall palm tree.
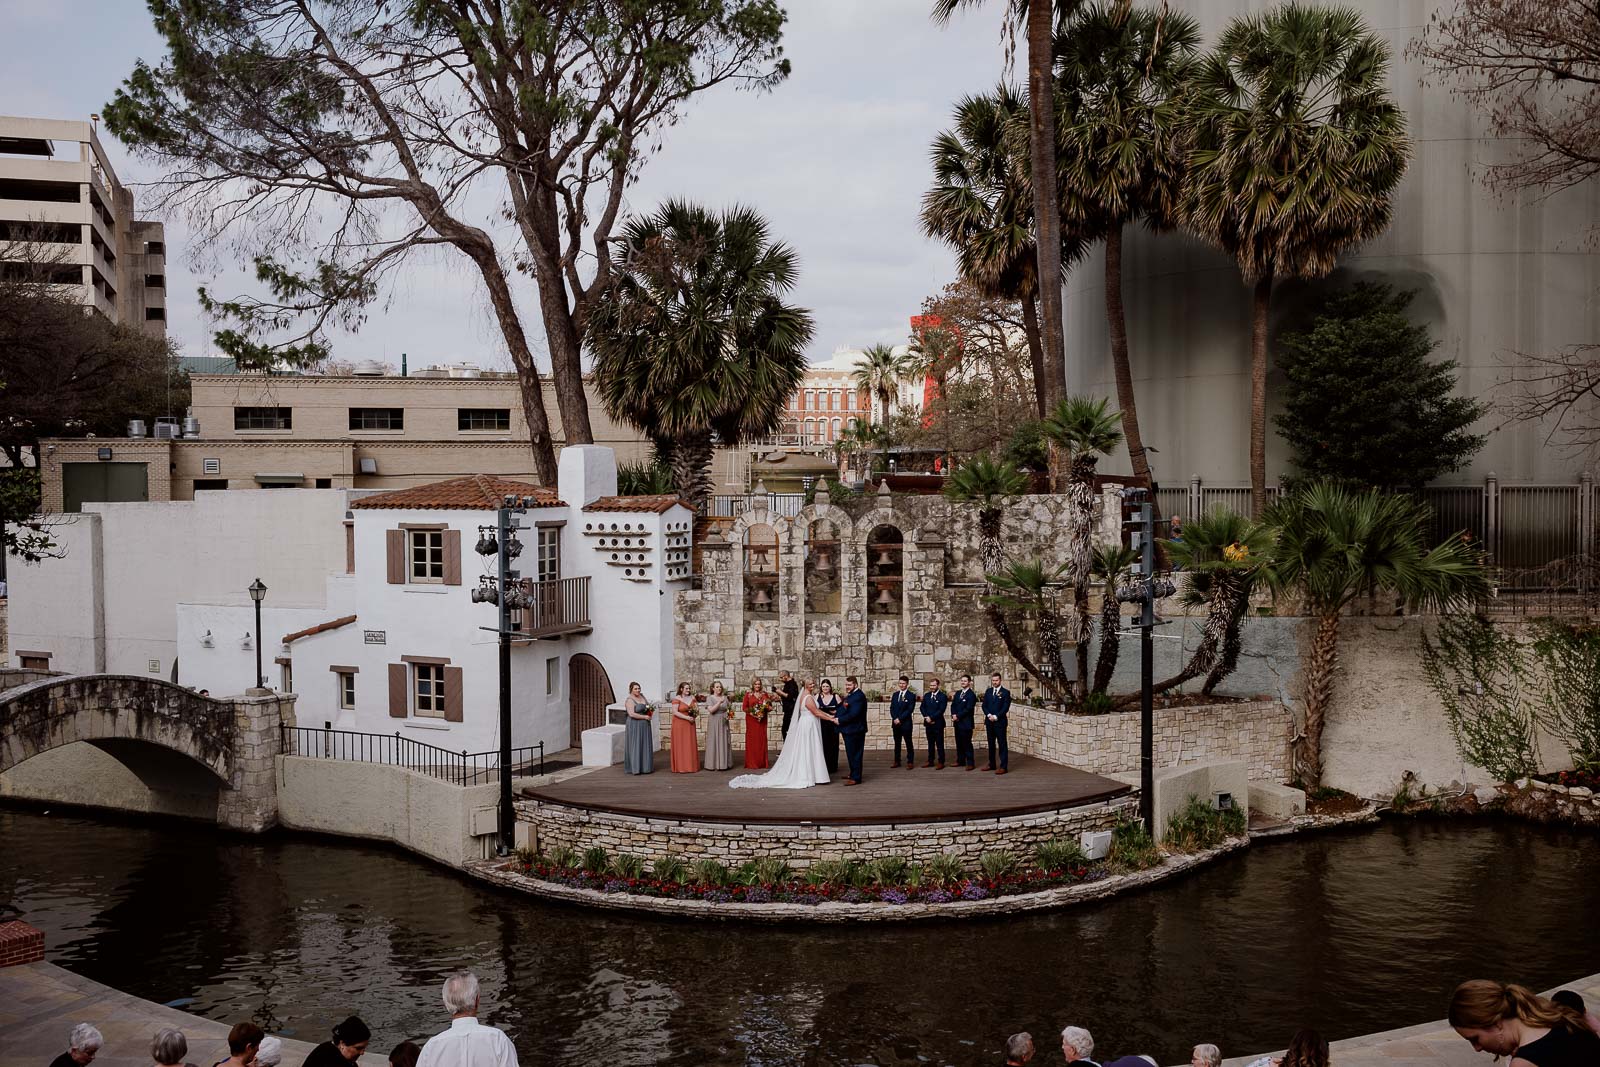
[932,0,1077,414]
[1090,543,1139,694]
[985,557,1073,703]
[1182,3,1410,518]
[588,200,815,511]
[945,455,1031,575]
[1147,508,1276,701]
[852,343,910,476]
[922,86,1055,417]
[1041,394,1123,692]
[1264,483,1487,788]
[1055,4,1200,491]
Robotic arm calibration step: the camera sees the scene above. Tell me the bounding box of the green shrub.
[870,855,911,886]
[803,859,848,886]
[513,845,538,866]
[581,846,610,874]
[610,853,645,879]
[841,858,874,889]
[1034,837,1087,872]
[923,852,967,887]
[978,850,1019,881]
[546,844,578,870]
[1078,691,1116,715]
[731,860,763,886]
[1108,819,1160,871]
[751,857,793,886]
[1163,796,1243,852]
[693,858,730,887]
[904,864,925,889]
[651,855,688,884]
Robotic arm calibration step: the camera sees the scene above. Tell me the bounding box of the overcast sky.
[0,0,1015,370]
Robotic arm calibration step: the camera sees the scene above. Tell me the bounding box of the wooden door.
[569,653,614,740]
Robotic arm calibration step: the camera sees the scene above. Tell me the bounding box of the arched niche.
[744,521,779,618]
[867,523,904,617]
[805,518,842,615]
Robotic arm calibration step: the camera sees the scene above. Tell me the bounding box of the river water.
[2,808,1598,1066]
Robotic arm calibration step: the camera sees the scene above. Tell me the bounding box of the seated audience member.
[301,1018,370,1067]
[1061,1026,1100,1067]
[253,1038,282,1067]
[215,1023,264,1067]
[1191,1045,1222,1067]
[50,1024,104,1067]
[1450,979,1600,1066]
[1004,1032,1034,1065]
[1279,1030,1328,1067]
[1551,990,1600,1035]
[416,971,518,1067]
[388,1042,421,1067]
[151,1029,197,1067]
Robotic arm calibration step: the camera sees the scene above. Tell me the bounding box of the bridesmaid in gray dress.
[703,681,732,771]
[622,681,654,775]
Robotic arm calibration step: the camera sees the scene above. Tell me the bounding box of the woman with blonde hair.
[702,681,732,771]
[1449,979,1600,1066]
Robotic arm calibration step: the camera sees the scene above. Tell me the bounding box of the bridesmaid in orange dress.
[741,677,770,769]
[669,682,700,773]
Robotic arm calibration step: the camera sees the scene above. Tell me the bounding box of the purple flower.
[602,879,628,893]
[923,889,953,904]
[745,887,773,904]
[961,884,989,901]
[841,888,869,904]
[878,889,909,905]
[705,890,732,904]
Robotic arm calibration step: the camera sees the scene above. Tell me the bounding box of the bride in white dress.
[730,678,834,789]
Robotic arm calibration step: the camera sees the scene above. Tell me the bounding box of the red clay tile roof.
[283,614,358,644]
[583,494,685,514]
[350,475,562,511]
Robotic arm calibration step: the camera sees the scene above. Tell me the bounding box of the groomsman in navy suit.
[950,674,978,770]
[919,677,949,769]
[888,675,919,769]
[983,671,1013,774]
[839,676,869,785]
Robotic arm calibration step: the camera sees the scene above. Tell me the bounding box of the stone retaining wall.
[466,836,1243,922]
[661,698,1291,782]
[514,793,1139,870]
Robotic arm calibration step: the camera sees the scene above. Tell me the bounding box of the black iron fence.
[279,725,544,785]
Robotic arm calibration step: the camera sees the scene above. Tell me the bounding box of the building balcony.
[513,575,591,640]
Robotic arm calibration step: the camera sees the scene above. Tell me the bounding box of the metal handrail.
[279,725,545,785]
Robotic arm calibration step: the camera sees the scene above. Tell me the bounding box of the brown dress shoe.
[892,760,901,768]
[906,761,916,769]
[965,765,975,771]
[937,761,946,770]
[994,767,1008,775]
[982,766,996,771]
[922,761,935,768]
[843,778,860,786]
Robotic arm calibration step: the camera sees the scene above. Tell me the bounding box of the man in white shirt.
[416,971,519,1067]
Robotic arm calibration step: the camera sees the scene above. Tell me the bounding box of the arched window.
[805,519,841,615]
[867,524,903,617]
[744,522,778,618]
[829,390,839,411]
[831,417,842,441]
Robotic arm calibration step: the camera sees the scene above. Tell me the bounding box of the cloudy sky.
[1,0,1014,370]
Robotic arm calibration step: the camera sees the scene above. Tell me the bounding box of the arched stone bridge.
[0,673,295,831]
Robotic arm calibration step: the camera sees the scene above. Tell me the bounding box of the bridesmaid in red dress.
[741,677,770,769]
[669,682,700,773]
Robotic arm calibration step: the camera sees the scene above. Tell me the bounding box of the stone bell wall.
[674,483,1125,694]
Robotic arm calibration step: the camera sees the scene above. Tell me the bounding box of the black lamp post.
[248,578,267,690]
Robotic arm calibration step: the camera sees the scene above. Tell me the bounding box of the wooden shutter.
[443,665,464,722]
[388,663,408,717]
[386,529,405,584]
[442,529,462,585]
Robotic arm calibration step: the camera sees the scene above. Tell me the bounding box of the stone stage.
[521,750,1129,826]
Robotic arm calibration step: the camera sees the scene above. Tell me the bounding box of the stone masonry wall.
[515,793,1138,870]
[659,697,1291,782]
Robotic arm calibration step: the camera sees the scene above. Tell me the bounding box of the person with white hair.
[1191,1044,1223,1067]
[1004,1032,1035,1064]
[253,1037,283,1067]
[1061,1026,1100,1067]
[150,1028,196,1067]
[414,971,518,1067]
[49,1024,104,1067]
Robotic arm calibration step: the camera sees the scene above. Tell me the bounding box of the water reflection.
[2,809,1598,1066]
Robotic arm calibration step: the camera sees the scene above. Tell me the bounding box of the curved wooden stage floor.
[521,750,1130,825]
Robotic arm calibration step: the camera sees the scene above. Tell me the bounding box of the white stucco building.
[7,446,691,755]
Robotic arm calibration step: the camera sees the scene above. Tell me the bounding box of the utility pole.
[473,498,529,855]
[1118,489,1175,836]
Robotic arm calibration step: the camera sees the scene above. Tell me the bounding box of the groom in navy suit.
[839,676,869,785]
[983,671,1013,774]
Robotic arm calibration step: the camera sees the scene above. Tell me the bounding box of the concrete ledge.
[464,837,1249,922]
[1250,781,1306,820]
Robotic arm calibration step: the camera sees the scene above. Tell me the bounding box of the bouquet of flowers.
[749,694,775,724]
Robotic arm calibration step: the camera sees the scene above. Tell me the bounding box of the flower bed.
[1535,767,1600,791]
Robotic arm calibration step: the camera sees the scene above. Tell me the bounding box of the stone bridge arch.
[0,674,295,831]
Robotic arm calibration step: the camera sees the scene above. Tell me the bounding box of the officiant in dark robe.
[780,670,800,738]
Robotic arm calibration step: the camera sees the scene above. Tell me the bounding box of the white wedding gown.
[729,694,830,789]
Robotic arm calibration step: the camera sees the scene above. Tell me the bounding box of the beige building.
[36,366,753,511]
[0,114,166,335]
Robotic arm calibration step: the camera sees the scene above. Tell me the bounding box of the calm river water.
[2,808,1598,1066]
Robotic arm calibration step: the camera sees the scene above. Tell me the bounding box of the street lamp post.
[247,578,267,690]
[1118,491,1175,837]
[472,498,529,856]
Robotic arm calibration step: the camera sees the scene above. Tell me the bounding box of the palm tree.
[1090,543,1139,694]
[852,343,910,477]
[1148,508,1276,701]
[1182,3,1410,518]
[945,456,1031,575]
[922,86,1056,417]
[932,0,1076,415]
[588,201,815,511]
[1263,483,1487,788]
[1041,394,1123,692]
[985,557,1073,703]
[1055,5,1200,491]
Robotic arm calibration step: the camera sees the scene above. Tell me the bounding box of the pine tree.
[1275,283,1487,490]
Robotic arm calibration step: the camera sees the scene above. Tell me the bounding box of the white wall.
[6,513,104,671]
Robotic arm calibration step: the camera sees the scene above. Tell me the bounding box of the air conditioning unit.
[352,360,387,376]
[127,419,147,438]
[153,419,180,440]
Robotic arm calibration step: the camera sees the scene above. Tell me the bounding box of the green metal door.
[62,462,150,512]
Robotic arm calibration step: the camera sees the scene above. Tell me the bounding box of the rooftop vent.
[127,419,147,438]
[352,360,387,377]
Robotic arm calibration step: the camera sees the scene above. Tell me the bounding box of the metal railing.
[515,576,590,639]
[707,492,807,518]
[279,725,544,785]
